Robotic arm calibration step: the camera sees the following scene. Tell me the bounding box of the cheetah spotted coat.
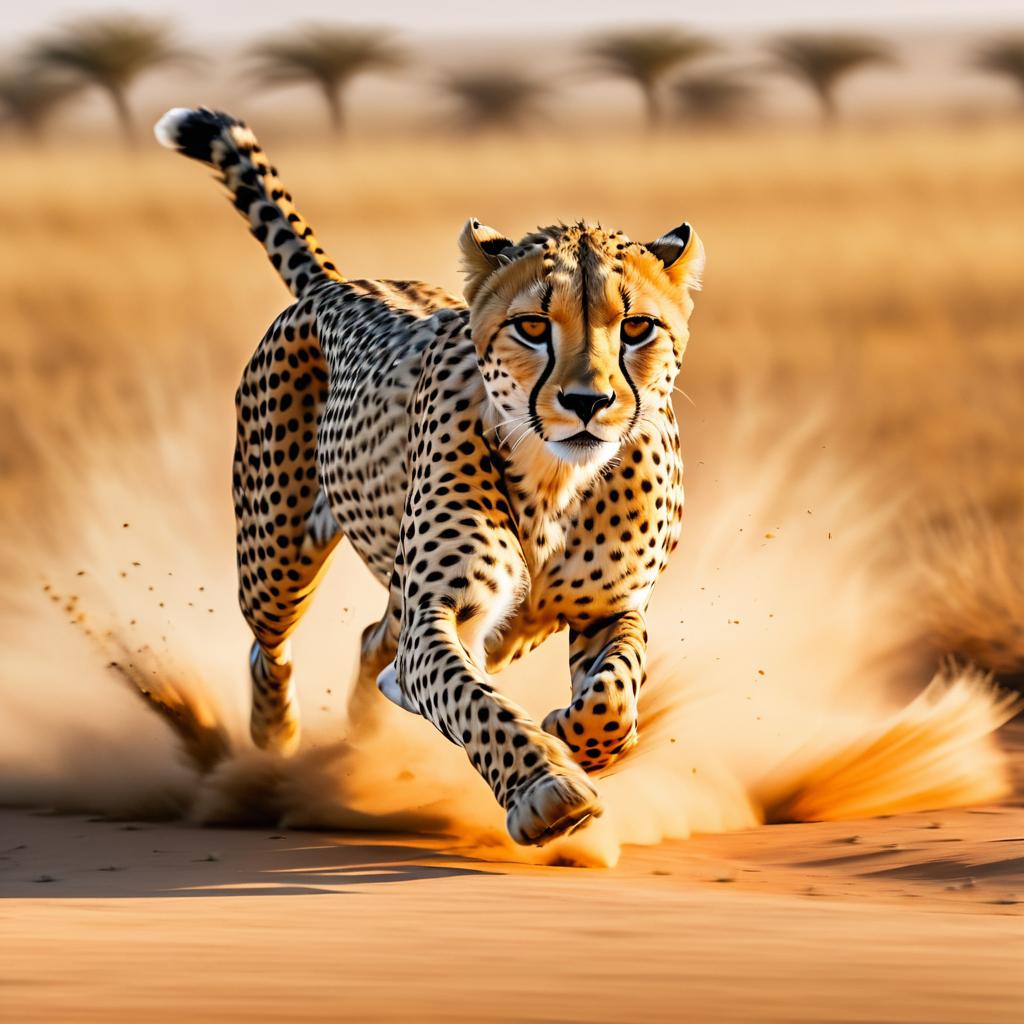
[156,107,703,845]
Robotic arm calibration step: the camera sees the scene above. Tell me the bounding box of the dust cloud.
[0,387,1016,868]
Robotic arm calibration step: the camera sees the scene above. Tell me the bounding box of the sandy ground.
[2,727,1021,1024]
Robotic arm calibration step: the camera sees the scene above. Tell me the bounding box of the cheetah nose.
[557,390,615,424]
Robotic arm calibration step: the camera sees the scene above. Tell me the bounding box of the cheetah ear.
[459,218,514,303]
[646,222,705,292]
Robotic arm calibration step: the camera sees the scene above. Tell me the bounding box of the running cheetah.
[155,107,704,845]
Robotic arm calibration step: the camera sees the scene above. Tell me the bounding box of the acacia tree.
[769,33,893,124]
[672,71,754,125]
[585,29,715,129]
[442,70,549,132]
[29,15,184,142]
[973,36,1024,102]
[0,68,80,141]
[248,26,404,136]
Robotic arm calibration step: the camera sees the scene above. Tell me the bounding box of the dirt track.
[3,751,1022,1024]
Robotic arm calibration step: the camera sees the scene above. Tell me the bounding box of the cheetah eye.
[512,316,551,347]
[620,316,656,347]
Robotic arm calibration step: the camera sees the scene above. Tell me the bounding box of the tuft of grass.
[912,514,1024,678]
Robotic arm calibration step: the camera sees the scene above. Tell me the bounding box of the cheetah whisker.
[507,422,540,456]
[491,416,532,446]
[489,414,531,433]
[499,421,534,451]
[673,386,696,407]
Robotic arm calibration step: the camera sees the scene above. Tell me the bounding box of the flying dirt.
[0,374,1016,868]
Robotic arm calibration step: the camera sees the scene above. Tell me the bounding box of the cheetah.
[155,107,704,846]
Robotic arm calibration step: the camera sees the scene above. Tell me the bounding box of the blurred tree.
[248,26,404,136]
[585,29,715,129]
[671,71,754,125]
[0,68,80,141]
[29,15,185,143]
[442,70,549,132]
[769,34,893,124]
[973,36,1024,101]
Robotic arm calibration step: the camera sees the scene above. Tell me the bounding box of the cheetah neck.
[489,424,610,571]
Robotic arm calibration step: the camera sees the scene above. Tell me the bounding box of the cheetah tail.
[154,107,344,299]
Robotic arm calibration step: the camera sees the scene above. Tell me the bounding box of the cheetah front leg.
[392,601,601,845]
[389,376,601,844]
[542,611,648,772]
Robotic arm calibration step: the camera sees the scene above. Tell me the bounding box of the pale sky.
[5,0,1021,43]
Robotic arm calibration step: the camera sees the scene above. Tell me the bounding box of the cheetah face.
[460,219,704,467]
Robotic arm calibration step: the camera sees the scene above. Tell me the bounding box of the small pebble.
[34,874,56,883]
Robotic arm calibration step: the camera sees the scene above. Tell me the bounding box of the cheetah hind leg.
[246,492,342,756]
[249,638,301,755]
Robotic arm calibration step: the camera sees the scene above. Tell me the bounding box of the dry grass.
[1,120,1022,675]
[913,513,1024,676]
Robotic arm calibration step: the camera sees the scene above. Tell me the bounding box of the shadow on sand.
[0,810,499,899]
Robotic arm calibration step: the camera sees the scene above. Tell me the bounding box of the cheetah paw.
[376,661,418,714]
[541,706,638,773]
[505,769,603,847]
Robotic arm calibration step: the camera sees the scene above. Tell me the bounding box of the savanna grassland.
[2,121,1024,1023]
[2,122,1022,659]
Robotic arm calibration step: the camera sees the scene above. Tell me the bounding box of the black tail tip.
[154,106,245,162]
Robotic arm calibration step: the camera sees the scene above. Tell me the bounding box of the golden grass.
[913,513,1024,675]
[1,120,1022,673]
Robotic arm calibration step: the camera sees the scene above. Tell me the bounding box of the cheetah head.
[460,219,704,468]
